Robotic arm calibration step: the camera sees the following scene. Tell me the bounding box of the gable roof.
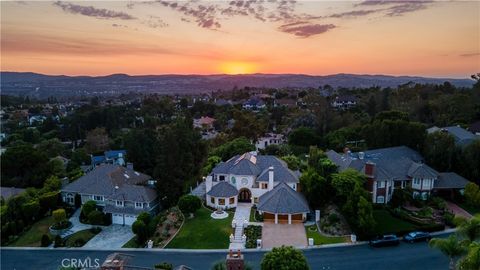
[207,181,238,198]
[62,164,156,202]
[407,162,438,179]
[211,153,299,183]
[435,172,470,189]
[258,182,310,214]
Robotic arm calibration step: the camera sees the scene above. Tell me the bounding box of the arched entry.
[238,188,252,203]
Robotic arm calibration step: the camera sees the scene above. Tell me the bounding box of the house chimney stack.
[365,162,375,177]
[268,166,274,190]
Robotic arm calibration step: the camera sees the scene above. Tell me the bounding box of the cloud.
[141,15,168,28]
[327,9,381,18]
[460,52,480,57]
[53,1,136,20]
[357,0,434,17]
[278,22,335,38]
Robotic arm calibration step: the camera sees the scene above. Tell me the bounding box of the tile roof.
[327,146,438,181]
[62,164,156,202]
[435,172,470,189]
[207,181,238,198]
[211,153,299,183]
[258,182,310,214]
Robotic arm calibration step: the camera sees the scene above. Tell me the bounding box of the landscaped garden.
[305,225,347,245]
[373,209,417,235]
[8,216,54,247]
[64,227,101,247]
[166,207,233,249]
[245,225,262,248]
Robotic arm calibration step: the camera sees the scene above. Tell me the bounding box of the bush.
[41,234,52,247]
[137,212,151,225]
[154,262,173,270]
[53,235,64,248]
[327,213,339,224]
[444,212,455,227]
[81,200,97,217]
[53,208,67,224]
[51,220,72,230]
[178,195,201,215]
[429,197,446,210]
[132,220,148,243]
[261,246,309,270]
[87,210,104,225]
[245,225,262,248]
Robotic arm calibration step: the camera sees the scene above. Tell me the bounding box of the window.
[116,200,124,207]
[135,202,143,209]
[210,197,215,204]
[377,181,385,188]
[229,197,235,204]
[376,196,385,203]
[261,183,268,189]
[414,179,421,185]
[219,198,225,205]
[219,175,225,181]
[231,177,236,184]
[254,197,259,204]
[94,195,104,201]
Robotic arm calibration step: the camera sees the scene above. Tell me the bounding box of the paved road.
[1,241,449,270]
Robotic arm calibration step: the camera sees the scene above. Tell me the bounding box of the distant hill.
[0,71,474,98]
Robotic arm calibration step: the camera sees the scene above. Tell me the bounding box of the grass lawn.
[458,202,480,216]
[305,225,347,245]
[122,237,142,248]
[166,207,233,249]
[65,229,97,247]
[373,209,417,235]
[8,216,54,247]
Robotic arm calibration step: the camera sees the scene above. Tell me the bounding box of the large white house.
[205,152,310,224]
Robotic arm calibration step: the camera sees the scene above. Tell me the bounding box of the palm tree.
[458,216,480,243]
[457,242,480,270]
[429,235,466,270]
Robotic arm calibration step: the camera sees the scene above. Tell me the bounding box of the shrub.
[444,212,455,227]
[453,216,468,227]
[41,234,52,247]
[429,197,446,210]
[53,209,67,224]
[54,235,64,248]
[154,262,173,270]
[178,195,201,215]
[137,212,151,225]
[87,210,104,225]
[327,213,339,224]
[132,220,148,243]
[261,246,309,270]
[464,182,480,207]
[81,200,97,217]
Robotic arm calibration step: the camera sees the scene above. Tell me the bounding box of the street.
[1,241,449,270]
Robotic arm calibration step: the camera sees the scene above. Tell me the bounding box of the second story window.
[94,195,104,201]
[135,202,143,208]
[261,183,268,189]
[116,200,124,207]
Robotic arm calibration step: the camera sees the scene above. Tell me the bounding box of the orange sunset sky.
[1,0,479,78]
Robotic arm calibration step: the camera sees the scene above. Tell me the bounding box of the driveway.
[82,225,134,249]
[262,223,307,248]
[446,201,473,219]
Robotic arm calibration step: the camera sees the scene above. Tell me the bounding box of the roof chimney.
[358,152,365,160]
[268,166,274,191]
[365,162,375,178]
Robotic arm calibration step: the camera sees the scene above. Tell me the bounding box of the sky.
[1,0,479,78]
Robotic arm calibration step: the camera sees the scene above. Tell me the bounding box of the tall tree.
[423,131,457,171]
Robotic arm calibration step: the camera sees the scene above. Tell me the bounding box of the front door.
[238,188,252,203]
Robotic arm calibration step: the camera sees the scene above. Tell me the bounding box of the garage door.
[112,214,137,225]
[124,215,137,226]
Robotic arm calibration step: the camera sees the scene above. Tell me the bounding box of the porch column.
[288,214,292,224]
[274,213,278,224]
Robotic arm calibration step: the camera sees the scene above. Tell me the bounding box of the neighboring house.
[215,99,233,106]
[274,98,297,108]
[331,96,357,110]
[326,146,470,204]
[469,120,480,135]
[427,125,480,147]
[91,150,127,168]
[0,187,25,200]
[28,115,47,125]
[205,152,309,224]
[62,164,159,225]
[255,133,285,151]
[242,98,266,111]
[193,116,216,130]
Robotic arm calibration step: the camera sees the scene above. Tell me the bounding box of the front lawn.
[8,216,54,247]
[305,225,347,245]
[373,209,417,235]
[65,229,98,247]
[166,207,233,249]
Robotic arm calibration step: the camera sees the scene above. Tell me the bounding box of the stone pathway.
[228,203,251,250]
[446,201,473,219]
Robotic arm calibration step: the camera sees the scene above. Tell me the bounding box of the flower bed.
[49,221,73,235]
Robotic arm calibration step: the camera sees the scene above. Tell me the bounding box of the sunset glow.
[1,1,479,78]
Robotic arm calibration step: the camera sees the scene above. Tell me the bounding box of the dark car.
[369,234,400,247]
[403,231,432,243]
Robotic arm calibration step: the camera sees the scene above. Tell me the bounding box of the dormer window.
[116,200,124,207]
[135,202,143,209]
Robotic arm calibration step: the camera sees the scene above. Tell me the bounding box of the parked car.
[403,231,431,243]
[369,234,400,247]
